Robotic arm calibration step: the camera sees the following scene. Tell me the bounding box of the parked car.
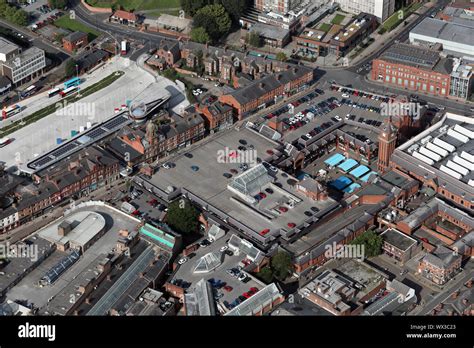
[178,257,188,265]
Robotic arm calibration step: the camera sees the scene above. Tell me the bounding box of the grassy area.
[85,0,180,11]
[160,68,197,104]
[382,2,423,32]
[0,71,124,137]
[55,15,101,41]
[331,14,345,25]
[318,23,332,32]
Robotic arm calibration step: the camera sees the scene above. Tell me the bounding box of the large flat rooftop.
[145,126,337,241]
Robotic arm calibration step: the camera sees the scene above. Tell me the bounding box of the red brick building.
[219,66,314,119]
[62,32,88,53]
[418,245,462,285]
[371,43,452,97]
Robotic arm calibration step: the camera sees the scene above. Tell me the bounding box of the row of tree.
[0,0,28,26]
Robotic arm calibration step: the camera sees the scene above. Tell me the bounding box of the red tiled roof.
[113,10,137,21]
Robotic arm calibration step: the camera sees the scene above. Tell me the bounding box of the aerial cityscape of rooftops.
[0,0,472,320]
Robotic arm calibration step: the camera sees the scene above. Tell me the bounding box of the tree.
[190,27,210,44]
[257,267,273,283]
[217,0,250,24]
[246,31,262,47]
[276,52,288,62]
[165,199,200,235]
[64,59,77,78]
[350,230,383,258]
[48,0,68,9]
[193,4,231,42]
[180,0,212,16]
[271,251,293,280]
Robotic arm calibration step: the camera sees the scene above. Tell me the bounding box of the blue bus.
[64,77,81,89]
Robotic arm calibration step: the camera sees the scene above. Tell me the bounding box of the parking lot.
[261,85,395,146]
[23,0,63,31]
[145,126,338,237]
[171,234,264,311]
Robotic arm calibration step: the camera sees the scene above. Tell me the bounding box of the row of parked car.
[31,11,63,31]
[223,287,259,310]
[340,97,382,113]
[264,88,324,120]
[332,85,391,103]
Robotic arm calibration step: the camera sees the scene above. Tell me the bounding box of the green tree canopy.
[193,4,231,42]
[276,52,288,62]
[0,0,28,26]
[271,251,293,280]
[257,266,273,283]
[166,199,200,235]
[350,230,383,258]
[64,59,77,78]
[180,0,212,16]
[217,0,250,24]
[246,31,262,47]
[190,27,210,44]
[48,0,68,9]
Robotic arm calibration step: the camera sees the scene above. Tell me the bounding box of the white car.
[306,133,312,139]
[192,90,199,96]
[220,245,229,252]
[238,273,247,281]
[196,89,203,94]
[178,257,188,265]
[162,163,171,169]
[341,93,350,98]
[345,114,350,120]
[334,115,342,121]
[269,165,278,172]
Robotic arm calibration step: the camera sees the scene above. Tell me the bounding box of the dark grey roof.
[64,31,87,42]
[379,43,443,70]
[381,229,417,251]
[77,49,109,71]
[229,66,313,105]
[422,245,461,269]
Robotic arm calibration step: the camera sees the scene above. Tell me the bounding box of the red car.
[148,199,158,206]
[249,287,258,294]
[287,222,296,228]
[278,207,288,213]
[131,210,140,216]
[223,285,233,292]
[266,149,274,155]
[259,192,267,199]
[260,228,270,236]
[420,237,429,243]
[242,292,252,299]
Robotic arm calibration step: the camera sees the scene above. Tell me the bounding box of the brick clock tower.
[378,117,398,173]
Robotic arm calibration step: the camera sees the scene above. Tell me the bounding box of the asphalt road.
[70,0,175,51]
